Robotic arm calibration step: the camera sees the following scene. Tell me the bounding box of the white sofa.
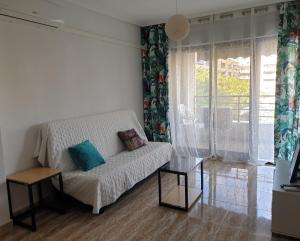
[34,110,173,213]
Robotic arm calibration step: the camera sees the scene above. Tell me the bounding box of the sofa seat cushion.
[54,142,173,213]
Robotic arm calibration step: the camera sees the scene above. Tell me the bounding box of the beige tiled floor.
[0,161,295,241]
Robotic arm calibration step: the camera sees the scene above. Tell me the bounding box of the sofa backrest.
[46,110,147,172]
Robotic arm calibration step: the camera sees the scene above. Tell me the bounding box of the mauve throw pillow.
[118,129,145,151]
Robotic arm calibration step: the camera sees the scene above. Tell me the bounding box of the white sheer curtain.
[251,37,277,163]
[169,46,210,158]
[169,5,279,163]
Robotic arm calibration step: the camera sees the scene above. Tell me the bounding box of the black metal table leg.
[177,174,180,185]
[38,182,43,206]
[184,173,188,211]
[58,173,65,213]
[28,185,36,231]
[158,170,161,206]
[6,181,13,219]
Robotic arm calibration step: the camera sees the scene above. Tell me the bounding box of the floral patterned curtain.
[274,2,300,161]
[141,24,171,142]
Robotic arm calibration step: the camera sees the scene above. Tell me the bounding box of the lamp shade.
[165,14,190,41]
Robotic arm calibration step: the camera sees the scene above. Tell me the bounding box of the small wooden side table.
[6,167,65,231]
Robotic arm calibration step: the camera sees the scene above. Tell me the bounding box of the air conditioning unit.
[0,8,64,29]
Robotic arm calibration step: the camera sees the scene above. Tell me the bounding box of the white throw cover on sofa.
[34,110,173,213]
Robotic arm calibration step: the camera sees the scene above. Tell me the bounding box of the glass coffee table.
[158,156,203,211]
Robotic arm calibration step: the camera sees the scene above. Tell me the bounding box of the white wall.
[0,0,142,225]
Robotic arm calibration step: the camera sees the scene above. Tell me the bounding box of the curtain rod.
[189,4,274,22]
[287,0,300,6]
[189,3,280,24]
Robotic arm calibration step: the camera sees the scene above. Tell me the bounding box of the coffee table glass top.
[160,156,202,173]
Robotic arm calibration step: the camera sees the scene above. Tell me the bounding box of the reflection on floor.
[0,161,294,241]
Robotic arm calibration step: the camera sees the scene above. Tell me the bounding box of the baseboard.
[0,218,11,227]
[272,230,300,240]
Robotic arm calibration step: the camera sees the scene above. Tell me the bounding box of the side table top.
[7,167,61,185]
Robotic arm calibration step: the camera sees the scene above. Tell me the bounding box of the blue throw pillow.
[68,140,105,171]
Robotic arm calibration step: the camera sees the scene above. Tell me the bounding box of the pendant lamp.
[165,0,190,41]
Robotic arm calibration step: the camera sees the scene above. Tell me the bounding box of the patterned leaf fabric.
[274,2,300,161]
[141,24,171,142]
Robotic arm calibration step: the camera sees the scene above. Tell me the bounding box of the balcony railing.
[194,95,275,123]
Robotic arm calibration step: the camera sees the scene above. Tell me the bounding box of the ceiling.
[64,0,282,26]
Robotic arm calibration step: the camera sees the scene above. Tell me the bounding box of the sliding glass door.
[169,38,277,162]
